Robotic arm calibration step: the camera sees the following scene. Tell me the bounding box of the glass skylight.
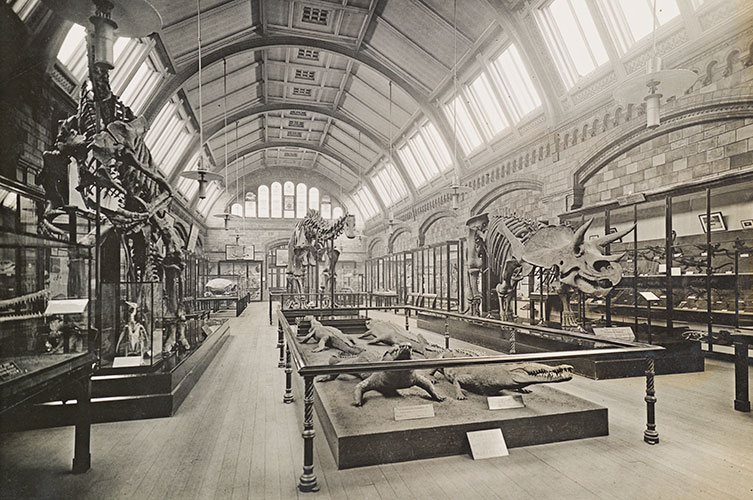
[197,182,220,217]
[144,99,196,177]
[397,144,428,188]
[601,0,680,55]
[371,162,407,206]
[8,0,39,21]
[352,186,379,220]
[444,97,484,154]
[56,24,88,82]
[466,72,508,138]
[421,122,453,170]
[537,0,609,88]
[491,44,542,120]
[175,151,201,201]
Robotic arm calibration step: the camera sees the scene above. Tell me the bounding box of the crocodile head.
[382,343,413,361]
[507,363,574,388]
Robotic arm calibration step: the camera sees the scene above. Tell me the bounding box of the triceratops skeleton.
[467,214,633,328]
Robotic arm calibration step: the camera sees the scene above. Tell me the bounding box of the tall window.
[332,206,343,219]
[600,0,680,55]
[230,203,243,217]
[245,194,257,218]
[537,0,609,88]
[320,195,332,219]
[308,187,320,212]
[283,181,295,218]
[491,45,542,120]
[296,183,307,218]
[444,97,484,154]
[271,182,282,218]
[258,185,270,218]
[466,72,508,138]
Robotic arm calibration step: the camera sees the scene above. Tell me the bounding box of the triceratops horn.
[592,224,636,247]
[572,218,593,248]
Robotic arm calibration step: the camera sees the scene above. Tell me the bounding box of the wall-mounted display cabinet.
[560,174,753,349]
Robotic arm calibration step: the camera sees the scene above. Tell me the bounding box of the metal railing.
[274,303,664,492]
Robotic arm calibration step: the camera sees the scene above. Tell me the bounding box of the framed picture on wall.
[742,219,753,229]
[276,248,288,267]
[225,244,245,260]
[698,212,726,233]
[243,245,255,260]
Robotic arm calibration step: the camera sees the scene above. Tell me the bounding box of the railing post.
[444,316,450,349]
[277,322,285,368]
[510,327,517,354]
[72,373,92,474]
[644,355,659,444]
[284,343,294,404]
[405,307,410,331]
[269,295,273,325]
[298,375,319,492]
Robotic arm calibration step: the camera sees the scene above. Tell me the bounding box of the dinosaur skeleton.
[286,209,356,308]
[467,214,633,329]
[39,59,189,354]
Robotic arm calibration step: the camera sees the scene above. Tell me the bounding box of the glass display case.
[0,229,93,385]
[561,175,753,349]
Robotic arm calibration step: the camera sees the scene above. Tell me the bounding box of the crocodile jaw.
[509,363,574,387]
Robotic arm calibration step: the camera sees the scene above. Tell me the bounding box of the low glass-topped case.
[0,230,93,385]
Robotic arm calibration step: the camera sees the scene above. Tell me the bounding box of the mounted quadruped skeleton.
[286,210,356,308]
[466,214,633,329]
[39,62,190,355]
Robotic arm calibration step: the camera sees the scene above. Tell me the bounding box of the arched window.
[321,194,332,219]
[283,181,295,218]
[308,187,319,212]
[296,183,307,218]
[245,192,256,218]
[271,182,282,218]
[258,185,269,218]
[332,206,343,220]
[230,203,243,217]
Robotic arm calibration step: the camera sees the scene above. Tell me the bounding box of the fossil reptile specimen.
[353,344,445,407]
[298,316,364,355]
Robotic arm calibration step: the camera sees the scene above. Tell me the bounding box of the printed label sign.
[593,327,635,341]
[467,428,509,459]
[394,404,435,421]
[487,395,526,410]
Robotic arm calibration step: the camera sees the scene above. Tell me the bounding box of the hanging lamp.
[213,60,240,230]
[180,0,222,198]
[447,0,470,210]
[613,0,697,128]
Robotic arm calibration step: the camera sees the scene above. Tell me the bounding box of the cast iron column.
[733,335,750,412]
[298,376,319,492]
[283,344,294,404]
[277,322,285,368]
[643,355,659,444]
[72,374,92,473]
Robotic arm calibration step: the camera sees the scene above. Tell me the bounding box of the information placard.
[467,428,509,459]
[593,327,635,342]
[487,395,525,410]
[639,291,661,302]
[394,404,435,421]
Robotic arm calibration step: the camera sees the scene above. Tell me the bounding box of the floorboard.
[2,303,752,500]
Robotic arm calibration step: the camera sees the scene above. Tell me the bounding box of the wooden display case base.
[417,315,704,379]
[1,321,232,431]
[305,375,608,469]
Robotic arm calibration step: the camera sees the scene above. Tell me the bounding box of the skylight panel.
[444,97,483,155]
[160,130,192,177]
[385,163,408,197]
[538,0,609,89]
[371,173,392,205]
[360,186,379,217]
[420,122,453,170]
[491,45,542,121]
[197,182,219,217]
[117,54,164,114]
[176,151,199,198]
[600,0,680,54]
[57,23,88,82]
[10,0,39,21]
[408,133,440,178]
[397,144,427,188]
[351,192,369,220]
[467,72,508,138]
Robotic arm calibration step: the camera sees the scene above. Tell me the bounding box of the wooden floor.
[2,303,752,500]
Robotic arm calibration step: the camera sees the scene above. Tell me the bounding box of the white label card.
[487,395,526,410]
[639,291,661,302]
[593,327,636,341]
[467,428,509,459]
[394,404,435,421]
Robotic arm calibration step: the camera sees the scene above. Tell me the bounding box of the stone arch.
[571,97,753,209]
[265,237,290,254]
[387,224,412,254]
[417,210,457,247]
[367,236,387,258]
[469,178,544,216]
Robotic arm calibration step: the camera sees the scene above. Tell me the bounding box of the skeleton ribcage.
[485,216,541,279]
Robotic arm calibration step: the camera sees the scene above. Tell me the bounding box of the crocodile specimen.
[353,344,445,407]
[298,316,364,355]
[467,214,633,328]
[358,319,427,354]
[286,210,356,308]
[315,350,383,382]
[435,352,574,399]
